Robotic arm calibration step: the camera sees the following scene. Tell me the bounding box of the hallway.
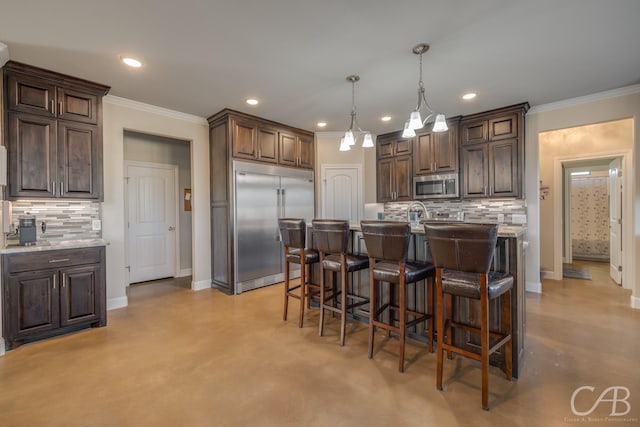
[0,272,638,426]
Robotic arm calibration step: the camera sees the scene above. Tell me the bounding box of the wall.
[102,96,210,310]
[538,119,632,272]
[525,86,640,308]
[123,131,192,274]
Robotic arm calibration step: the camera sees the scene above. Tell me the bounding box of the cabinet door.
[461,144,489,198]
[6,269,60,342]
[57,87,99,124]
[489,113,518,141]
[59,264,103,327]
[433,130,458,173]
[394,137,412,156]
[6,72,57,117]
[7,112,57,198]
[394,156,413,201]
[58,120,101,199]
[257,127,278,164]
[377,157,394,202]
[413,132,435,175]
[297,134,314,169]
[377,138,394,159]
[489,139,519,197]
[278,132,297,166]
[461,120,488,145]
[231,118,257,159]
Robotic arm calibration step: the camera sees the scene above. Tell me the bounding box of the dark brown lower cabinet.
[2,246,106,350]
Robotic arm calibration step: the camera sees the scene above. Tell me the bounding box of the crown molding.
[104,95,208,125]
[529,84,640,114]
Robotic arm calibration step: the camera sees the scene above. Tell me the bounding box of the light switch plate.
[511,214,527,224]
[92,219,102,231]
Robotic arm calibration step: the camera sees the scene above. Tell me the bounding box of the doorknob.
[168,226,175,231]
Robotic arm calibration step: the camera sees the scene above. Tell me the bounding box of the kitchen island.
[309,223,527,377]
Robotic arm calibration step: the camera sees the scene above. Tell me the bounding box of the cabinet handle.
[53,274,57,290]
[52,181,56,196]
[51,100,55,114]
[49,258,70,263]
[489,185,493,195]
[60,182,64,196]
[59,101,63,115]
[62,273,66,288]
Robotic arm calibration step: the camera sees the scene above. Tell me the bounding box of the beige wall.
[102,96,211,309]
[538,119,633,271]
[123,131,193,273]
[525,88,640,308]
[314,132,378,214]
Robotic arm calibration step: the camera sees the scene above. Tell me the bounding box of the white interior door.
[321,165,362,224]
[127,163,177,283]
[609,158,622,284]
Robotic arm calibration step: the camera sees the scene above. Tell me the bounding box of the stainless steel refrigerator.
[233,160,314,293]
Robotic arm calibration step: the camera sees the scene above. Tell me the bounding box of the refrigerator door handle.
[281,188,286,217]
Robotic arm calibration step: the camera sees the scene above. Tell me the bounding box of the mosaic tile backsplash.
[383,199,527,224]
[7,201,101,244]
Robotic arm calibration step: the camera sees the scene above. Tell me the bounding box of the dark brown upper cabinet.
[460,103,529,199]
[376,132,413,202]
[3,61,110,200]
[413,117,461,175]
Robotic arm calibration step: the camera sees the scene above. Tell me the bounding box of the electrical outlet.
[497,214,504,223]
[511,214,527,224]
[92,219,102,231]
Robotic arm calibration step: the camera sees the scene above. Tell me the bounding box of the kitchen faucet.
[406,201,427,224]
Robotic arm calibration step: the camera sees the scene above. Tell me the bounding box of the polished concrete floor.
[1,262,639,426]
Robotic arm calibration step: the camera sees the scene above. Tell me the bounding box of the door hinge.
[125,265,131,272]
[124,176,130,183]
[618,265,622,272]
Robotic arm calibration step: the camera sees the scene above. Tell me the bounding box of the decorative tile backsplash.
[7,201,101,244]
[383,199,527,224]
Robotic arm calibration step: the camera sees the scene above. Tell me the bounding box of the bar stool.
[312,219,369,346]
[424,222,513,410]
[278,218,319,328]
[360,221,435,373]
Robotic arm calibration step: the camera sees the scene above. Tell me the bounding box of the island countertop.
[347,222,527,238]
[0,238,109,254]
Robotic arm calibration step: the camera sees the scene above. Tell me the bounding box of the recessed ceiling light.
[381,116,392,122]
[121,57,142,68]
[245,98,259,106]
[462,92,477,100]
[571,171,590,176]
[317,122,327,127]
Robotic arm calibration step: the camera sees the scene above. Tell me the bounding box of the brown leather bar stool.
[278,218,319,328]
[360,221,435,372]
[424,222,513,410]
[312,219,369,346]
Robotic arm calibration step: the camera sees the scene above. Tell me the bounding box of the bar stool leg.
[436,268,444,391]
[504,289,513,381]
[368,257,375,359]
[446,293,454,360]
[283,247,290,321]
[480,274,490,410]
[298,250,306,328]
[398,264,406,373]
[340,255,348,346]
[318,253,326,337]
[427,277,434,353]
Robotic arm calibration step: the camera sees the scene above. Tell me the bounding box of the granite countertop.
[349,222,527,238]
[0,238,109,254]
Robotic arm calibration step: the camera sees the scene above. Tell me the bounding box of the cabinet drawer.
[5,247,103,273]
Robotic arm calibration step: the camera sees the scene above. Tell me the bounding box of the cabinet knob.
[168,226,175,231]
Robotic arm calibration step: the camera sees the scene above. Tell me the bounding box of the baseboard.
[0,339,5,357]
[177,268,192,278]
[631,295,640,310]
[541,270,556,280]
[526,281,542,294]
[107,296,128,310]
[192,279,211,291]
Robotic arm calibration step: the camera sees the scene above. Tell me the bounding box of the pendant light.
[340,75,376,151]
[405,43,447,134]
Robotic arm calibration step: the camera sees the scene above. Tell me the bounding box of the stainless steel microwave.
[413,173,459,199]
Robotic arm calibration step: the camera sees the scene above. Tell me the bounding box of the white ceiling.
[1,0,639,134]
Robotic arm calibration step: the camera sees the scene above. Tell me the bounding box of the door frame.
[552,150,632,288]
[124,160,180,285]
[320,163,363,222]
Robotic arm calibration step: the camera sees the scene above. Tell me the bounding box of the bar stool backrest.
[360,221,411,262]
[424,223,498,274]
[278,218,306,249]
[312,220,349,254]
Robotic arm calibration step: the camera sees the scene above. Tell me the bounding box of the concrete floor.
[0,261,639,426]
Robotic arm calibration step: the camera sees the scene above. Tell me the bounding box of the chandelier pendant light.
[340,75,375,151]
[402,43,447,138]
